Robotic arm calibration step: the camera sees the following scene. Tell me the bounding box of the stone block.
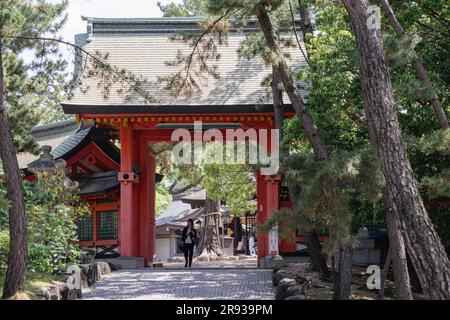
[356,228,369,239]
[272,270,297,287]
[285,285,301,299]
[352,248,381,265]
[368,249,381,264]
[275,278,298,300]
[38,284,61,300]
[356,239,375,249]
[94,261,112,276]
[115,257,145,269]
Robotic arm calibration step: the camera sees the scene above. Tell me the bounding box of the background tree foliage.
[0,171,88,273]
[24,171,89,273]
[0,0,71,155]
[158,0,449,267]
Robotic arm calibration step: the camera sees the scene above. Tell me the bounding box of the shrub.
[25,171,89,273]
[0,229,9,269]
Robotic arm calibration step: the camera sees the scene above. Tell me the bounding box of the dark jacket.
[181,227,197,244]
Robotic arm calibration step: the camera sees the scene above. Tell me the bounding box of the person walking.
[181,219,197,268]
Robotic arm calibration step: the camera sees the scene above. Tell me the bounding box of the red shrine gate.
[63,103,296,266]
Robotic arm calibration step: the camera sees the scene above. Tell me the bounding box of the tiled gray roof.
[31,118,77,139]
[181,189,206,202]
[17,118,77,169]
[76,171,119,196]
[50,127,91,160]
[66,17,308,108]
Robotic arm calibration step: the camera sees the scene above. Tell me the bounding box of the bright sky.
[57,0,180,43]
[42,0,181,69]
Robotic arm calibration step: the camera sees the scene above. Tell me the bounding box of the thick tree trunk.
[333,243,353,300]
[258,8,349,297]
[342,0,450,299]
[257,7,329,161]
[303,229,330,277]
[0,41,28,299]
[272,67,330,277]
[379,0,449,129]
[383,189,413,299]
[196,197,223,257]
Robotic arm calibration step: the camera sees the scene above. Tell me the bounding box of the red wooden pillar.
[118,124,139,257]
[256,124,281,266]
[265,175,281,256]
[279,199,296,253]
[138,138,156,266]
[256,173,281,265]
[256,170,267,266]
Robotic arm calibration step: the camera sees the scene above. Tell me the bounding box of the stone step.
[98,257,145,270]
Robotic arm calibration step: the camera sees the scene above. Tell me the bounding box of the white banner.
[268,224,279,255]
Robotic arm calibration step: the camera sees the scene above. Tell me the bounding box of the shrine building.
[31,17,311,266]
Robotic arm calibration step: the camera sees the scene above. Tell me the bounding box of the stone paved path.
[82,268,274,300]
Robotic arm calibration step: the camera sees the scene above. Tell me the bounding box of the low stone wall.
[272,263,333,300]
[36,261,113,300]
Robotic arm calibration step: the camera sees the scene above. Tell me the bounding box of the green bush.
[0,229,9,269]
[428,202,450,256]
[25,171,89,273]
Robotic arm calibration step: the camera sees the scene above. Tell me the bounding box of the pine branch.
[159,8,235,97]
[5,35,156,103]
[288,0,311,67]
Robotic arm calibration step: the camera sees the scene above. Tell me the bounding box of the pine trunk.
[333,243,353,300]
[383,189,413,299]
[0,41,28,299]
[342,0,450,299]
[303,230,330,277]
[271,67,284,141]
[272,67,330,278]
[379,0,449,129]
[256,7,329,161]
[257,8,349,298]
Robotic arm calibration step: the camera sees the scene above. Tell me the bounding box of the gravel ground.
[162,257,258,268]
[82,268,274,300]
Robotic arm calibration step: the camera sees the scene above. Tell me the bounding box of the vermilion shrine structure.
[57,17,311,266]
[61,105,296,266]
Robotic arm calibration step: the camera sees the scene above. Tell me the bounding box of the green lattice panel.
[97,211,118,240]
[78,214,93,241]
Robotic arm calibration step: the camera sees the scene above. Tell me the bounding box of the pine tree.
[0,0,69,298]
[342,0,450,299]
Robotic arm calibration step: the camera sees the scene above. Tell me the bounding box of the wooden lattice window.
[78,214,93,241]
[97,211,118,240]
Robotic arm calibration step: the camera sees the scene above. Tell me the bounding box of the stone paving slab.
[82,268,274,300]
[162,258,258,269]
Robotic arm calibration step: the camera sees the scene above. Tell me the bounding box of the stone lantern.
[27,145,67,176]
